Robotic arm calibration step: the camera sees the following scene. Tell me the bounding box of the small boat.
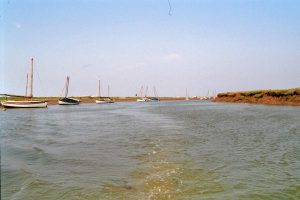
[95,80,114,104]
[1,100,47,108]
[1,58,47,108]
[58,97,80,105]
[149,97,160,102]
[58,76,80,105]
[137,97,150,102]
[136,86,151,102]
[96,98,114,104]
[149,87,160,102]
[95,99,107,104]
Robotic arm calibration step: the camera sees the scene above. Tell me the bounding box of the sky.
[1,0,300,97]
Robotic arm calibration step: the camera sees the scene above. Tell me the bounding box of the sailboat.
[95,80,114,103]
[149,87,160,102]
[105,85,114,103]
[58,76,80,105]
[1,58,48,108]
[137,86,150,102]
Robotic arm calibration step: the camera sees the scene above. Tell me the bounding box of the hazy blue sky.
[1,0,300,97]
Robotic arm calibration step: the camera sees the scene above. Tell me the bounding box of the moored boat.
[1,58,48,108]
[96,98,114,104]
[95,80,114,104]
[58,97,80,105]
[137,97,150,102]
[149,97,160,102]
[149,87,160,102]
[136,86,151,102]
[1,100,47,108]
[58,76,80,105]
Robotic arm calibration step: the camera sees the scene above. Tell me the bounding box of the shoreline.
[213,88,300,106]
[1,96,193,106]
[2,88,300,107]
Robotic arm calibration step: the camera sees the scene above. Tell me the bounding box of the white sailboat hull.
[95,98,114,104]
[137,98,150,102]
[95,100,108,104]
[1,100,47,108]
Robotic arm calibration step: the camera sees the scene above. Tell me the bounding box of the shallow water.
[1,101,300,199]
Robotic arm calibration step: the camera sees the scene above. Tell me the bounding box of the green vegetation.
[217,92,236,97]
[217,88,300,98]
[254,93,263,98]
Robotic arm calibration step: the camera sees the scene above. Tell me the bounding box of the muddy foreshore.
[213,88,300,106]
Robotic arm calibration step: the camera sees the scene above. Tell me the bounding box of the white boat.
[1,58,47,108]
[95,99,107,104]
[1,100,47,108]
[136,86,150,102]
[137,97,150,102]
[95,80,114,104]
[58,76,80,105]
[96,98,114,104]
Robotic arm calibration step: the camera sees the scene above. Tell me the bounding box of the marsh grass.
[217,88,300,98]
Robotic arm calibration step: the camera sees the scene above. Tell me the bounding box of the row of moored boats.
[1,58,158,108]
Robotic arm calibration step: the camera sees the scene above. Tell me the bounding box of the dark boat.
[58,76,80,105]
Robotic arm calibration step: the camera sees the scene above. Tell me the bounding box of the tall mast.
[139,86,144,97]
[145,86,148,97]
[98,80,101,97]
[153,87,157,97]
[29,58,34,97]
[25,73,28,97]
[107,85,110,97]
[65,76,69,97]
[186,88,189,100]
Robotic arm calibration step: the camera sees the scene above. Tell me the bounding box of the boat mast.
[65,76,70,98]
[154,87,157,98]
[108,85,110,97]
[186,88,189,100]
[29,58,34,98]
[25,73,28,97]
[98,80,101,97]
[139,86,144,98]
[145,86,148,97]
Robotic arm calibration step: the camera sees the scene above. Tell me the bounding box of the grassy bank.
[214,88,300,106]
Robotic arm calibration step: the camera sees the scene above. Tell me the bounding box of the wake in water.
[100,137,224,199]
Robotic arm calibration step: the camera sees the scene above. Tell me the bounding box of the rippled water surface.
[1,101,300,199]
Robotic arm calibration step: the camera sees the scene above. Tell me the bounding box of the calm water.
[1,101,300,200]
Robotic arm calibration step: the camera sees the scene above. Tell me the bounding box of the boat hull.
[137,98,150,102]
[1,100,47,108]
[58,101,79,105]
[96,98,114,104]
[149,97,160,102]
[58,98,80,105]
[95,100,108,104]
